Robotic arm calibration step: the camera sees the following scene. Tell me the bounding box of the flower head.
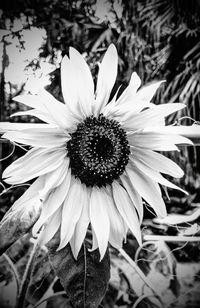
[1,44,192,260]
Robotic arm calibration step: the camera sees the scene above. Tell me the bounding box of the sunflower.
[1,44,192,260]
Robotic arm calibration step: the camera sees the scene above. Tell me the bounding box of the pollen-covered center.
[67,114,130,187]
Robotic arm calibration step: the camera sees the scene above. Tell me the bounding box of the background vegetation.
[0,1,200,307]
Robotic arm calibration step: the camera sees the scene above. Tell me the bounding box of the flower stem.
[16,237,40,308]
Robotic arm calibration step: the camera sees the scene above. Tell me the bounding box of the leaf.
[153,207,200,225]
[47,232,110,308]
[179,223,200,236]
[27,249,55,305]
[0,199,41,255]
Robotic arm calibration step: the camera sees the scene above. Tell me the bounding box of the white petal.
[2,129,69,148]
[61,55,81,117]
[108,101,153,122]
[0,122,58,133]
[32,168,71,236]
[10,176,44,211]
[105,187,126,249]
[57,179,85,252]
[112,181,142,245]
[3,147,66,184]
[39,157,69,199]
[103,74,154,120]
[61,52,94,119]
[128,131,190,151]
[16,125,65,134]
[126,164,167,218]
[123,103,185,130]
[3,180,43,236]
[157,125,199,141]
[89,228,99,252]
[37,89,76,131]
[10,109,57,125]
[131,147,184,178]
[69,47,94,116]
[89,187,110,260]
[102,85,125,117]
[148,126,194,145]
[131,157,187,194]
[70,187,90,258]
[39,207,62,246]
[135,81,165,102]
[94,44,118,115]
[120,174,143,223]
[14,90,76,131]
[115,72,141,106]
[13,94,48,112]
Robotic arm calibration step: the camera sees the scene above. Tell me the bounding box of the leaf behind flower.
[47,232,110,308]
[0,198,41,255]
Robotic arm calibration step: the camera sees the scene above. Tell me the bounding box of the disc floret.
[67,114,130,187]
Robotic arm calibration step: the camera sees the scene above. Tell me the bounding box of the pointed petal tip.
[63,54,69,60]
[56,243,63,252]
[131,71,141,80]
[61,54,69,66]
[130,72,142,90]
[99,249,107,262]
[137,235,142,247]
[177,102,186,108]
[32,227,39,238]
[69,241,79,259]
[157,210,167,219]
[12,94,25,103]
[1,132,7,139]
[108,43,116,49]
[154,79,166,86]
[10,113,18,118]
[176,171,184,178]
[69,46,77,52]
[185,137,194,145]
[72,253,78,260]
[107,43,118,55]
[69,46,79,57]
[132,227,142,247]
[32,216,45,237]
[2,168,9,179]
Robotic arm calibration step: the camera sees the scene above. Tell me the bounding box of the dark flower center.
[67,114,130,187]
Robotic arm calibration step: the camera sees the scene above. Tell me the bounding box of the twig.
[132,294,160,308]
[143,235,200,242]
[32,291,67,308]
